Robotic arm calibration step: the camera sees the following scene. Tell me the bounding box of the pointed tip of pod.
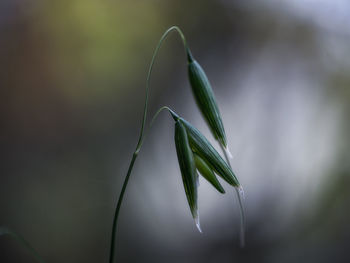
[218,187,226,194]
[195,215,202,233]
[224,146,233,159]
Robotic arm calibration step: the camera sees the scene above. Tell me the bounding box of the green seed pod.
[174,120,200,231]
[194,153,225,194]
[180,118,240,187]
[187,49,228,150]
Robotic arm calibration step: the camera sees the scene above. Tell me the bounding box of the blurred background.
[1,0,350,262]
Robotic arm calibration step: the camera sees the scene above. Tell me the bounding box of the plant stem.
[150,106,179,126]
[0,227,45,263]
[109,152,138,263]
[220,144,246,248]
[137,25,188,150]
[108,26,189,263]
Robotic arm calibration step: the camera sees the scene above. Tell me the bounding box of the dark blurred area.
[1,0,350,262]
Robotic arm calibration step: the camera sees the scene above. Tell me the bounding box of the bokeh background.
[1,0,350,262]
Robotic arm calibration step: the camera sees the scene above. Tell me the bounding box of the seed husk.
[174,120,199,228]
[194,153,225,194]
[180,118,240,187]
[187,49,227,148]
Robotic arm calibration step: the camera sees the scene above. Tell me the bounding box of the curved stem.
[220,144,246,248]
[150,106,179,127]
[136,25,189,151]
[109,26,189,263]
[0,227,45,263]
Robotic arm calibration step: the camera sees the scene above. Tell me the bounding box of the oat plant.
[109,26,245,263]
[0,26,245,263]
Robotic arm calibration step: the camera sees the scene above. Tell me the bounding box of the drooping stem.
[220,144,246,248]
[109,26,190,263]
[136,25,189,151]
[150,106,179,126]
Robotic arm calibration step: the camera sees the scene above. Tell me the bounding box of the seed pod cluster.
[144,26,242,238]
[173,113,240,231]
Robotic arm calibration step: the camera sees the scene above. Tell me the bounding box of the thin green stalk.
[109,153,137,263]
[0,227,45,263]
[109,26,189,263]
[137,25,188,151]
[220,144,246,248]
[150,106,178,126]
